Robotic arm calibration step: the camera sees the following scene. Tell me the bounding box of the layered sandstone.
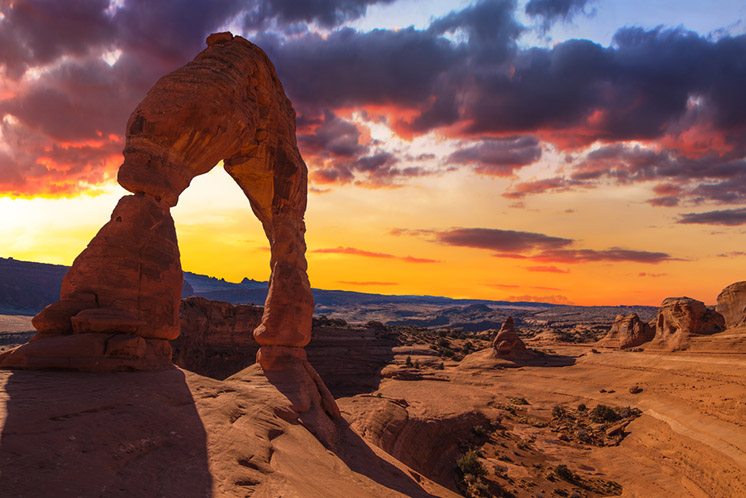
[597,313,654,349]
[716,281,746,329]
[174,297,397,396]
[650,297,725,350]
[1,32,315,375]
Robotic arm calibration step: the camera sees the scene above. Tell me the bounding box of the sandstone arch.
[1,33,314,373]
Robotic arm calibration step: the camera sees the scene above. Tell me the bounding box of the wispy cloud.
[311,246,439,263]
[678,208,746,226]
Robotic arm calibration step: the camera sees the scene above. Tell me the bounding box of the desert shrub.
[590,404,621,423]
[617,406,642,419]
[436,362,445,370]
[456,450,486,477]
[577,403,587,412]
[437,337,451,347]
[510,397,529,405]
[552,405,567,419]
[405,356,413,367]
[577,429,592,444]
[413,360,421,369]
[365,320,386,330]
[441,347,455,358]
[555,464,576,483]
[472,425,489,437]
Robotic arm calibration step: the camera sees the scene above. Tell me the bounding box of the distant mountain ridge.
[0,256,556,315]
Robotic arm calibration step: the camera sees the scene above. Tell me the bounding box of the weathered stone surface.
[716,281,746,329]
[597,313,654,349]
[36,194,182,340]
[0,333,171,371]
[174,297,396,396]
[3,33,314,373]
[117,32,313,356]
[492,317,528,357]
[650,297,726,350]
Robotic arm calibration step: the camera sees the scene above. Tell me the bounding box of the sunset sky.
[1,0,745,305]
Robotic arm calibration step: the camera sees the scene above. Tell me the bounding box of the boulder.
[597,313,654,349]
[492,317,528,357]
[650,297,725,350]
[716,281,746,329]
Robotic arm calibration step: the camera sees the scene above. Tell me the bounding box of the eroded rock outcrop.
[598,313,654,349]
[716,281,746,329]
[492,317,528,357]
[1,31,340,443]
[650,297,725,350]
[174,297,396,396]
[1,32,314,374]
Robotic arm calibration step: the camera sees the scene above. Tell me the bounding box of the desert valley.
[1,255,745,497]
[2,1,746,497]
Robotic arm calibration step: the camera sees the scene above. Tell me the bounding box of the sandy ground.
[347,334,746,497]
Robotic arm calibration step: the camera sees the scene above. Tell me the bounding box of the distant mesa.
[597,313,654,349]
[716,281,746,329]
[649,297,725,351]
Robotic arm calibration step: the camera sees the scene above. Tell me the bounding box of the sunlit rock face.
[1,33,314,373]
[597,313,654,349]
[650,297,725,351]
[491,317,528,357]
[716,281,746,329]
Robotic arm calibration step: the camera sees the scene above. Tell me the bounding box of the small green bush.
[456,450,486,477]
[552,405,567,418]
[555,464,576,482]
[590,404,621,423]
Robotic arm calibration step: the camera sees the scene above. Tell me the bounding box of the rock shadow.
[0,368,212,497]
[332,423,442,498]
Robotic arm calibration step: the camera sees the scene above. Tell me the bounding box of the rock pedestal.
[492,317,529,358]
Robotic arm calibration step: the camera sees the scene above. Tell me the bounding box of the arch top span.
[1,32,315,372]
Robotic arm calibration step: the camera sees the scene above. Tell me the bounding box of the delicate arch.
[2,33,313,371]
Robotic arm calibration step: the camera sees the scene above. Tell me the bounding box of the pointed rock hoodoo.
[492,317,528,357]
[650,297,725,350]
[716,281,746,329]
[598,313,654,349]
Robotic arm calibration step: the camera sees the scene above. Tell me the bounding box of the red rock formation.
[650,297,725,350]
[1,33,315,377]
[597,313,654,349]
[716,281,746,329]
[174,297,397,396]
[492,317,528,357]
[173,297,262,379]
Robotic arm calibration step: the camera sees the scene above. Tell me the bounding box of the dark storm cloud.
[257,27,459,110]
[525,0,594,28]
[447,136,542,176]
[678,208,746,226]
[244,0,396,28]
[505,143,746,205]
[299,111,367,158]
[1,0,745,197]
